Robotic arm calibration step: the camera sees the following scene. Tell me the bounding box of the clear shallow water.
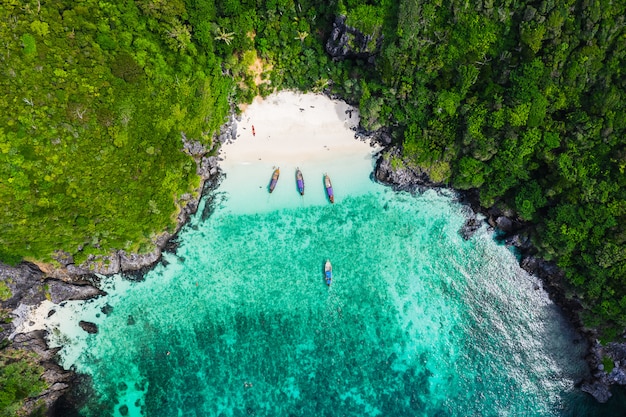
[48,186,625,416]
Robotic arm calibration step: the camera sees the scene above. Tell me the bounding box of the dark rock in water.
[326,15,383,64]
[127,315,136,325]
[581,380,612,403]
[119,405,129,416]
[79,321,98,334]
[101,304,113,315]
[163,238,180,254]
[460,217,482,240]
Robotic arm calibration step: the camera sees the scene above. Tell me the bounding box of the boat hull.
[296,169,304,195]
[269,169,280,193]
[324,174,334,203]
[324,260,332,286]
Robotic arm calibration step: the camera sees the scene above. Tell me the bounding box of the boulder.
[460,217,482,240]
[79,321,98,334]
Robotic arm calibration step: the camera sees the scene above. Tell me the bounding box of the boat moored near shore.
[296,168,304,195]
[324,174,334,203]
[269,168,280,193]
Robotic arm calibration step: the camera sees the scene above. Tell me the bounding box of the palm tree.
[214,27,235,45]
[295,31,309,43]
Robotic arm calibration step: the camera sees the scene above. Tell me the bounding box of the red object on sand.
[252,125,256,136]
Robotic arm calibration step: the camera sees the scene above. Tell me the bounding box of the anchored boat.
[324,173,334,203]
[296,168,304,195]
[269,168,280,193]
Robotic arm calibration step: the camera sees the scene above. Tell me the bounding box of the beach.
[218,91,381,213]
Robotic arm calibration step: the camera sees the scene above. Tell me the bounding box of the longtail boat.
[324,259,332,286]
[269,168,280,193]
[324,173,334,203]
[296,168,304,195]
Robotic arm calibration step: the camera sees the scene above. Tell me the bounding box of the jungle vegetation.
[0,0,624,380]
[0,348,47,417]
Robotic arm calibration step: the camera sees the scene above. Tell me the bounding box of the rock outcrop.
[326,15,383,64]
[46,279,105,304]
[374,148,446,192]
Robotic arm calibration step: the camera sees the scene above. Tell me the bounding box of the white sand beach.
[9,301,54,338]
[219,91,381,213]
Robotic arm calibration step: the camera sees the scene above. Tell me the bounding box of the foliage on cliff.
[0,349,47,417]
[0,0,231,265]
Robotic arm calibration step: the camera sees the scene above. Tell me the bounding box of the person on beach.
[252,125,256,136]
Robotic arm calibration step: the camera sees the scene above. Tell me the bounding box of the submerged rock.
[79,321,98,334]
[101,304,113,315]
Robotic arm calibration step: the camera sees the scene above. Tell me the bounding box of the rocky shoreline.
[373,145,626,404]
[0,262,102,415]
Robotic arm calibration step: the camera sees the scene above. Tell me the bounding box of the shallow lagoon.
[47,185,626,416]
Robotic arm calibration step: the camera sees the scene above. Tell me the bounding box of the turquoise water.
[50,185,625,416]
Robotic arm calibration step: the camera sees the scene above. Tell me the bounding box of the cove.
[39,93,623,416]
